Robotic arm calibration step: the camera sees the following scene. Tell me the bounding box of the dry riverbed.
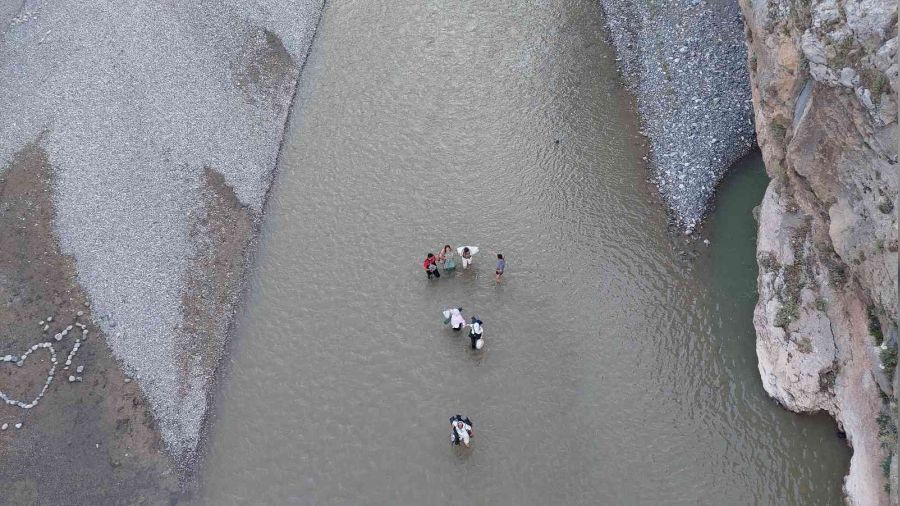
[0,0,324,501]
[0,145,178,503]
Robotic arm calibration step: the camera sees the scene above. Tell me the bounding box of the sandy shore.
[1,0,323,501]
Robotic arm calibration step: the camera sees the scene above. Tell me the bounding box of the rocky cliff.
[739,0,898,503]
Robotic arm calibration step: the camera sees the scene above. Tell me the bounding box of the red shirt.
[423,257,436,270]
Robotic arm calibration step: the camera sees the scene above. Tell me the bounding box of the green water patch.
[697,151,850,503]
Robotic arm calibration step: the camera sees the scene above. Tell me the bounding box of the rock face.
[740,0,898,503]
[599,0,757,231]
[0,0,324,466]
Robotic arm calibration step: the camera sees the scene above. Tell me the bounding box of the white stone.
[14,423,22,429]
[844,0,896,42]
[839,67,859,87]
[812,0,839,28]
[1,424,7,430]
[38,320,44,326]
[43,325,49,331]
[68,375,76,382]
[76,310,84,317]
[46,316,52,322]
[76,365,84,373]
[801,32,827,65]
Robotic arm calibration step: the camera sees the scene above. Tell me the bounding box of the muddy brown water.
[198,1,849,504]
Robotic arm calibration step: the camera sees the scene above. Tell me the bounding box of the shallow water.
[198,1,849,504]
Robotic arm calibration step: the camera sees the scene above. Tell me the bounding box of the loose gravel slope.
[0,0,323,461]
[600,0,756,231]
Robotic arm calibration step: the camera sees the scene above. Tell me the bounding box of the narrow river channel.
[199,1,849,503]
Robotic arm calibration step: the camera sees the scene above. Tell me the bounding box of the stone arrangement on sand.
[0,311,90,426]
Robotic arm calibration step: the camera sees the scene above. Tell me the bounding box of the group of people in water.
[421,244,507,449]
[443,307,484,350]
[423,245,505,282]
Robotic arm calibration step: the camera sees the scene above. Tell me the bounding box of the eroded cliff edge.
[740,0,898,503]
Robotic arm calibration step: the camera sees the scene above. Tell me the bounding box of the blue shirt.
[496,259,506,271]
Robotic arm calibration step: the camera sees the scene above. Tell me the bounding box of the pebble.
[124,378,132,383]
[68,375,76,382]
[46,316,52,322]
[76,310,84,317]
[39,320,44,326]
[76,365,84,374]
[43,324,49,332]
[1,423,7,430]
[14,423,22,429]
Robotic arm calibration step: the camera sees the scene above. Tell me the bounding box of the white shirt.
[449,309,466,329]
[454,423,471,445]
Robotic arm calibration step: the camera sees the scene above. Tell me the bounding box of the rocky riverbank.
[739,0,898,503]
[0,0,323,500]
[599,0,757,231]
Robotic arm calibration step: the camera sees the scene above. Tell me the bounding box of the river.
[198,1,849,503]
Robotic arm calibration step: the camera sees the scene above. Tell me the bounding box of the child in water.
[495,253,505,282]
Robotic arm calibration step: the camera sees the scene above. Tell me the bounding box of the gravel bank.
[599,0,756,231]
[0,0,323,461]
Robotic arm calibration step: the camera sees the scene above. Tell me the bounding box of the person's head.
[471,316,477,323]
[497,253,503,260]
[463,247,470,254]
[456,421,464,429]
[427,253,434,258]
[443,244,451,252]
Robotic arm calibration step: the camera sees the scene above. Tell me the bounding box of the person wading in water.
[423,253,440,280]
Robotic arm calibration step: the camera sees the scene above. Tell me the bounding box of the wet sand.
[0,144,178,504]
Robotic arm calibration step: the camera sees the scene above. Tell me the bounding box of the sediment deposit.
[0,0,324,495]
[599,0,757,231]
